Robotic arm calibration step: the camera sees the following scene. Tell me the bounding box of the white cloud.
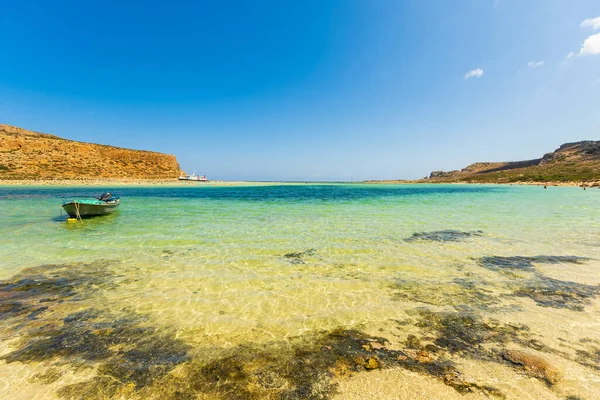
[565,51,576,59]
[464,69,484,80]
[527,61,544,68]
[581,17,600,30]
[578,33,600,56]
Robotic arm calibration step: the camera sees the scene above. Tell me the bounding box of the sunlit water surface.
[0,184,599,399]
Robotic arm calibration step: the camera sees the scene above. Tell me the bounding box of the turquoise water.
[1,184,599,399]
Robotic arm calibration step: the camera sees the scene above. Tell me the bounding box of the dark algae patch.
[283,248,317,264]
[0,261,188,399]
[0,261,115,319]
[477,255,589,272]
[407,310,569,387]
[415,310,529,357]
[392,278,501,310]
[3,308,190,376]
[142,328,505,399]
[575,339,600,371]
[514,276,599,311]
[405,230,484,242]
[1,289,508,400]
[0,261,506,399]
[2,258,597,398]
[474,254,599,310]
[51,309,191,399]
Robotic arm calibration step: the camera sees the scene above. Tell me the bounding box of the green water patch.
[513,276,599,311]
[404,230,484,242]
[477,256,589,272]
[283,248,317,265]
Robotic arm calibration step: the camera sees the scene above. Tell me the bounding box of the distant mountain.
[424,141,600,184]
[0,124,182,180]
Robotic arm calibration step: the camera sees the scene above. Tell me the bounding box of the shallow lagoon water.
[0,184,599,399]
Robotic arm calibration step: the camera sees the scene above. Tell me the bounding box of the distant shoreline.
[365,180,599,187]
[0,179,266,186]
[1,179,598,187]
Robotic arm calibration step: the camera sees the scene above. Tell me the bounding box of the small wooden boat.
[62,192,120,218]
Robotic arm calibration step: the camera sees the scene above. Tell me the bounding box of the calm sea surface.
[0,184,599,399]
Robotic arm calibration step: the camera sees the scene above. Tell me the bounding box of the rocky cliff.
[425,141,600,183]
[0,124,182,180]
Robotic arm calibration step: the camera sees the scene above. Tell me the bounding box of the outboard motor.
[98,192,113,201]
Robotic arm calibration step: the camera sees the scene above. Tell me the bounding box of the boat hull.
[62,200,120,217]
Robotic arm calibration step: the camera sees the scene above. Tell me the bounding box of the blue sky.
[1,0,599,181]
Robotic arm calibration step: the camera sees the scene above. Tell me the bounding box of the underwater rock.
[283,248,317,264]
[501,349,561,385]
[364,356,381,369]
[477,255,589,273]
[404,230,483,242]
[513,276,599,311]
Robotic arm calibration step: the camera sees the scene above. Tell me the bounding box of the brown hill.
[424,141,600,184]
[0,124,182,180]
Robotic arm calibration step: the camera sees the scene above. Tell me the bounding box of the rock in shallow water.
[501,349,561,385]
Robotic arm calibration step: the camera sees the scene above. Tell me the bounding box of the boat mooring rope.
[74,201,83,224]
